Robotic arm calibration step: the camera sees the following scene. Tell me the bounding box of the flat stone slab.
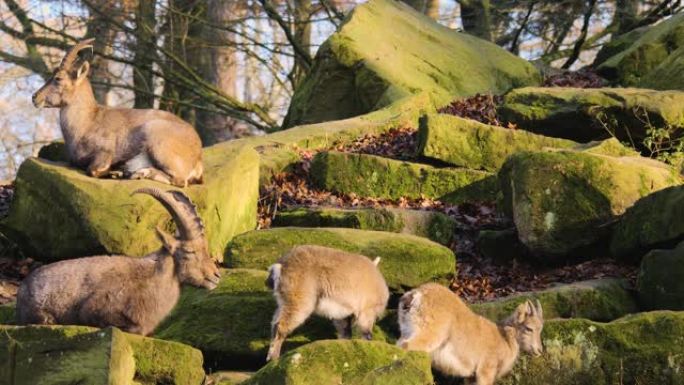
[418,113,576,171]
[498,87,684,143]
[273,206,456,245]
[310,151,499,204]
[226,227,455,290]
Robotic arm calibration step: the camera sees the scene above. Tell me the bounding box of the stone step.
[273,206,455,245]
[310,151,499,204]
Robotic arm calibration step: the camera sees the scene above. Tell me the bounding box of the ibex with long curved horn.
[32,39,203,187]
[16,188,221,336]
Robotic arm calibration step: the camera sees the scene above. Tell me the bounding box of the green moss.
[283,0,539,128]
[640,44,684,90]
[611,185,684,261]
[0,326,135,385]
[418,114,576,170]
[1,144,259,263]
[125,333,205,385]
[637,241,684,310]
[499,149,680,261]
[593,26,650,66]
[472,278,637,323]
[243,340,433,385]
[310,151,498,204]
[0,325,206,385]
[498,87,684,143]
[500,311,684,385]
[273,207,455,245]
[226,227,455,290]
[598,13,684,86]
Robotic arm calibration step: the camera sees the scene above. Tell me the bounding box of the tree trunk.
[195,0,243,144]
[458,0,493,41]
[292,0,312,88]
[133,0,156,108]
[615,0,639,35]
[84,0,125,105]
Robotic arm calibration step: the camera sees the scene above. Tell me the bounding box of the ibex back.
[32,39,203,187]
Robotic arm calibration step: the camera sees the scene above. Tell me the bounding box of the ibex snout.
[32,90,45,108]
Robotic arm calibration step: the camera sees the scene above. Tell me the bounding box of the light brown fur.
[32,39,203,187]
[265,245,389,361]
[15,189,220,336]
[397,283,544,385]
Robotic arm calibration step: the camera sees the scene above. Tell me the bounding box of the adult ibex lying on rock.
[265,245,389,361]
[398,283,544,385]
[16,188,221,336]
[32,39,203,187]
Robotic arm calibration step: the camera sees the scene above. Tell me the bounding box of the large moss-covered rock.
[226,227,454,290]
[472,279,637,323]
[638,241,684,311]
[500,149,680,261]
[639,45,684,91]
[273,207,455,245]
[498,87,684,143]
[155,269,393,370]
[283,0,539,128]
[611,185,684,261]
[310,151,498,204]
[593,26,650,66]
[0,144,259,262]
[243,340,433,385]
[418,114,576,170]
[500,311,684,385]
[597,13,684,86]
[0,325,205,385]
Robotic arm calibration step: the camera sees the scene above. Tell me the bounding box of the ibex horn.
[132,188,205,241]
[60,38,96,69]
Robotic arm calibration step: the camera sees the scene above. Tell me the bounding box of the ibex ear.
[155,226,179,255]
[514,302,528,323]
[74,61,90,84]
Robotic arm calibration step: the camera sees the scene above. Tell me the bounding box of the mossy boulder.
[611,185,684,261]
[283,0,539,128]
[597,13,684,86]
[154,268,393,370]
[226,227,454,290]
[500,311,684,385]
[418,114,576,170]
[0,144,259,262]
[639,45,684,91]
[638,241,684,311]
[0,325,205,385]
[243,340,433,385]
[500,149,680,261]
[273,207,455,245]
[310,151,499,204]
[593,25,650,66]
[472,279,637,323]
[498,87,684,143]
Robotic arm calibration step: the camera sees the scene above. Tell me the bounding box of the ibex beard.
[32,39,204,187]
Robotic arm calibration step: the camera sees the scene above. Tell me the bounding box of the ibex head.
[133,188,222,290]
[32,38,95,108]
[507,300,544,356]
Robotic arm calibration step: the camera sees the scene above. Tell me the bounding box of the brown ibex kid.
[32,39,203,187]
[397,283,544,385]
[16,188,221,336]
[265,245,390,361]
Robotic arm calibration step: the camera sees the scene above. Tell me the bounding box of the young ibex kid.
[265,245,390,361]
[397,283,544,385]
[16,188,221,336]
[32,39,203,187]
